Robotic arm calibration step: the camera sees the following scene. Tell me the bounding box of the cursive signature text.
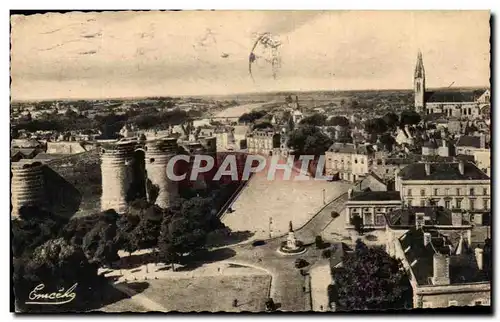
[25,283,77,305]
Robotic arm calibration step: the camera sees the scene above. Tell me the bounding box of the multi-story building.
[246,130,280,156]
[345,189,402,229]
[395,161,490,212]
[325,143,374,182]
[387,227,490,309]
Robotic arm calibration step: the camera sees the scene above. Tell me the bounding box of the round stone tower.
[100,141,136,213]
[11,161,45,218]
[145,138,179,209]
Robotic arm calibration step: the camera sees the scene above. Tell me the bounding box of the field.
[133,275,271,312]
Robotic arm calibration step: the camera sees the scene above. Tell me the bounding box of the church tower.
[414,50,425,113]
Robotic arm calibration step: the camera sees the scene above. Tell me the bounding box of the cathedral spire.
[414,50,425,79]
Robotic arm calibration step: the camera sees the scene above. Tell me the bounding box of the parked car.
[252,240,266,247]
[294,258,308,269]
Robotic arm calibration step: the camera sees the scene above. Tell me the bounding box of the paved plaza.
[222,165,351,241]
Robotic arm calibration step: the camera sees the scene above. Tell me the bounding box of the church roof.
[425,89,488,103]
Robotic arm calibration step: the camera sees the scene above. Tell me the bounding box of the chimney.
[425,163,431,176]
[347,188,353,200]
[479,134,486,149]
[432,253,451,285]
[458,161,465,175]
[424,232,432,246]
[475,248,484,270]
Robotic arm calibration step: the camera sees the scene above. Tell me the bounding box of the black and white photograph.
[8,9,492,314]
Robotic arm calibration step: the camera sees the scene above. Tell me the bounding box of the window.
[469,188,474,196]
[456,188,461,196]
[407,189,412,196]
[375,214,385,226]
[407,199,413,207]
[483,199,489,210]
[420,200,425,207]
[456,199,462,209]
[377,159,382,165]
[364,213,374,225]
[448,300,458,307]
[434,188,439,196]
[445,188,450,196]
[361,158,364,164]
[483,188,488,195]
[354,159,358,164]
[470,199,475,210]
[420,189,425,196]
[445,200,451,209]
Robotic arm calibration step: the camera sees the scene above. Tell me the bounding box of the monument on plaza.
[278,221,306,255]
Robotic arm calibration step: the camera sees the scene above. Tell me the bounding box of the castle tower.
[414,50,426,113]
[145,138,179,209]
[100,141,136,213]
[11,161,45,218]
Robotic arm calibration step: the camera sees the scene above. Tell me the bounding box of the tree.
[12,206,68,258]
[364,118,387,135]
[288,125,333,156]
[14,238,103,312]
[82,219,119,267]
[400,110,421,127]
[299,113,327,126]
[383,112,399,129]
[238,111,267,124]
[157,197,219,268]
[252,121,273,130]
[327,116,350,127]
[333,240,412,311]
[130,204,163,251]
[115,214,140,256]
[315,235,324,249]
[379,133,396,152]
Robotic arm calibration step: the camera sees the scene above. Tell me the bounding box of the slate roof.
[424,89,487,103]
[399,161,489,181]
[350,190,401,201]
[456,135,482,148]
[398,228,489,286]
[385,206,456,227]
[328,142,374,155]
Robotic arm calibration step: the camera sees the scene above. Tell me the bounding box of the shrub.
[331,211,340,219]
[315,235,324,249]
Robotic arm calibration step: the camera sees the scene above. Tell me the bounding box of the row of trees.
[12,191,230,311]
[13,106,200,139]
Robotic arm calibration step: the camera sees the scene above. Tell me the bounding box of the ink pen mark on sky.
[38,39,80,51]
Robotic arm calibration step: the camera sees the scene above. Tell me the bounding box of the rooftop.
[349,190,401,202]
[328,142,374,155]
[456,135,482,148]
[424,89,488,103]
[385,206,465,227]
[399,161,489,181]
[398,228,489,286]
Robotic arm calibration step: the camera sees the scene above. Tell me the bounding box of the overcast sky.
[11,10,490,100]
